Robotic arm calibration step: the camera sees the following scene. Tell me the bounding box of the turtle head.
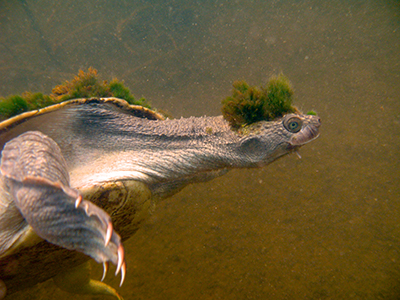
[236,113,321,167]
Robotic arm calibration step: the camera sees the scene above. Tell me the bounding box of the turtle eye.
[283,117,302,133]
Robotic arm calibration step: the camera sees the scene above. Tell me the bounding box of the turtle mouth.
[289,124,320,147]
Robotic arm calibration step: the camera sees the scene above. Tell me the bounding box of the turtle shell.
[0,97,165,149]
[0,97,162,295]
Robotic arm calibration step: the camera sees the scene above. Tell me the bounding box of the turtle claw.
[101,248,126,287]
[71,197,126,282]
[75,194,83,208]
[116,244,125,276]
[120,262,126,287]
[114,244,126,286]
[102,262,109,282]
[105,222,113,246]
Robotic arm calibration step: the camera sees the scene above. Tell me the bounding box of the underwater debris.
[221,74,296,129]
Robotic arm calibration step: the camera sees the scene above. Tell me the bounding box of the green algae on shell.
[51,67,148,107]
[0,68,149,121]
[221,74,296,129]
[0,93,55,121]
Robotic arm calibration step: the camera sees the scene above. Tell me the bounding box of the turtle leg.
[0,131,126,290]
[54,261,123,300]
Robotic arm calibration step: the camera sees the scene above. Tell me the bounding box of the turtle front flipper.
[0,131,126,288]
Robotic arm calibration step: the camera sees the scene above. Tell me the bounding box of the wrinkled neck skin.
[67,104,320,201]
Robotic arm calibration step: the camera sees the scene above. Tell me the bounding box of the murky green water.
[1,0,399,299]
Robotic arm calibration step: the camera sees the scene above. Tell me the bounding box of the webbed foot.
[0,131,126,286]
[54,261,123,299]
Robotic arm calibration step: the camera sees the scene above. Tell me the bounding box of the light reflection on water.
[1,0,399,299]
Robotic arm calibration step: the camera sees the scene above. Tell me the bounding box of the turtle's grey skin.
[0,97,320,299]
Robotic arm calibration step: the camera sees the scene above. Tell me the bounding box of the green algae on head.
[221,74,296,129]
[0,68,149,121]
[306,110,317,116]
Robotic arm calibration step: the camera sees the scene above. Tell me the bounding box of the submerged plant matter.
[0,68,148,121]
[221,74,296,129]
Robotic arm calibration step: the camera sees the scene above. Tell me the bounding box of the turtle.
[0,97,321,299]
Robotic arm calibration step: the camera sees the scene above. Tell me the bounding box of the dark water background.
[1,0,399,299]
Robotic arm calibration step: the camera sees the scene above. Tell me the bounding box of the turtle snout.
[290,123,320,146]
[314,116,321,127]
[307,115,321,129]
